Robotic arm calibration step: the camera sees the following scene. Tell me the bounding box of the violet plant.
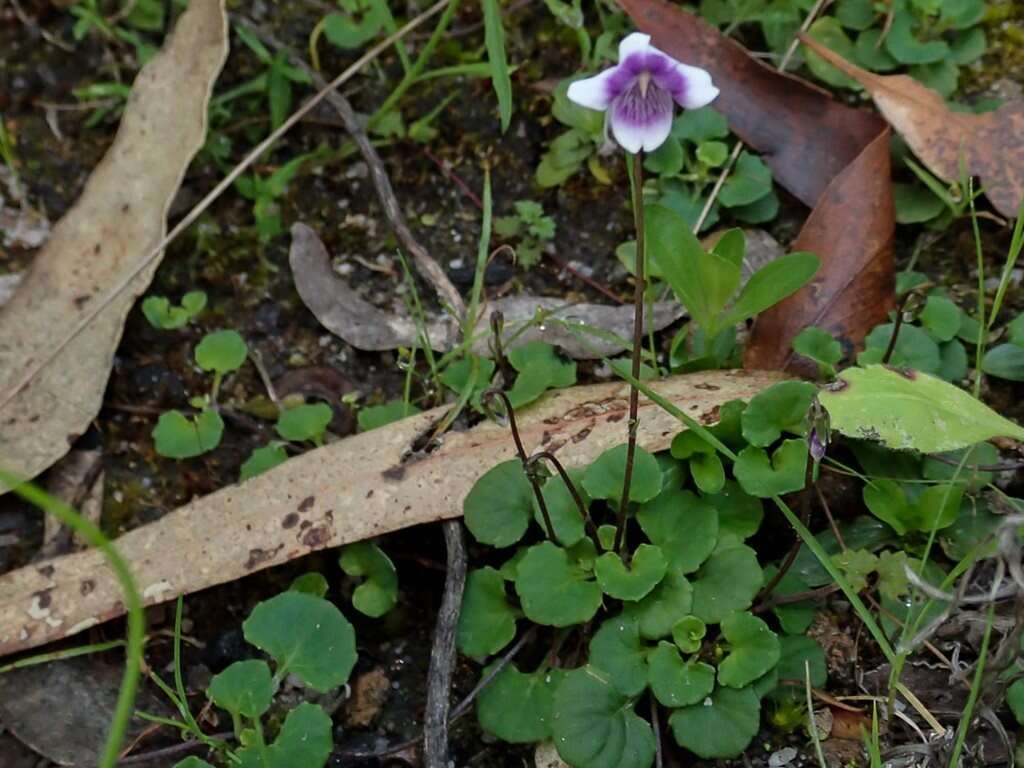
[455,33,830,766]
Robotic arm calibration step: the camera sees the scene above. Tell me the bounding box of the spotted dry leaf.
[0,369,784,655]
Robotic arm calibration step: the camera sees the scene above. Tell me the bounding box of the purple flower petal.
[610,80,674,153]
[565,31,719,154]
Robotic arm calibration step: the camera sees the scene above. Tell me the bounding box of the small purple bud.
[809,427,827,463]
[806,397,830,464]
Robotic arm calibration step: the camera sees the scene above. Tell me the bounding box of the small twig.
[651,696,664,768]
[248,347,280,406]
[235,16,465,318]
[449,628,537,721]
[423,521,467,768]
[423,146,484,208]
[755,480,812,604]
[755,582,841,612]
[815,484,846,551]
[339,629,535,760]
[116,733,233,765]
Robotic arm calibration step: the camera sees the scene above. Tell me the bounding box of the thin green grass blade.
[0,470,145,768]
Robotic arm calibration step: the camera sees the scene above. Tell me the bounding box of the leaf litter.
[801,33,1024,219]
[0,369,784,655]
[0,0,229,491]
[618,0,896,371]
[290,222,685,359]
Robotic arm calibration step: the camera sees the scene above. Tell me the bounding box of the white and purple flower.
[567,33,720,154]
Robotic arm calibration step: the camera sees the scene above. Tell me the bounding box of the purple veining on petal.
[604,51,688,106]
[611,78,673,127]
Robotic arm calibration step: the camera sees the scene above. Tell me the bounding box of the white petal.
[673,63,720,109]
[618,32,653,62]
[566,68,617,111]
[610,103,673,154]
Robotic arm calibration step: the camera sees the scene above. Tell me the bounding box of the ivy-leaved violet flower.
[567,33,719,154]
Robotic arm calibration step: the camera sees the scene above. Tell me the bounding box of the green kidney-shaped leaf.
[589,615,649,696]
[208,660,274,719]
[863,479,964,535]
[583,444,662,505]
[1007,679,1024,725]
[464,460,535,547]
[671,615,706,654]
[776,635,827,689]
[322,4,386,49]
[457,567,518,657]
[624,570,694,640]
[240,443,288,481]
[236,702,333,768]
[153,409,224,459]
[668,685,761,759]
[276,403,333,443]
[290,572,329,597]
[477,663,560,743]
[242,592,356,692]
[690,451,725,493]
[690,545,763,623]
[515,542,602,627]
[647,642,715,707]
[339,541,398,618]
[734,439,809,498]
[507,341,577,408]
[820,365,1024,452]
[982,343,1024,381]
[741,381,818,447]
[595,545,668,601]
[551,667,657,768]
[637,489,718,573]
[703,481,763,545]
[195,329,247,374]
[174,759,215,768]
[717,612,781,688]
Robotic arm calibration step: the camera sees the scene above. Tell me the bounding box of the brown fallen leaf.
[290,223,684,359]
[746,130,896,370]
[0,0,228,493]
[0,656,172,766]
[0,369,784,656]
[801,33,1024,219]
[616,0,895,370]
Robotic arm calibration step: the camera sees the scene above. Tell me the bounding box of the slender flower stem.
[482,390,557,540]
[528,450,599,541]
[614,153,646,554]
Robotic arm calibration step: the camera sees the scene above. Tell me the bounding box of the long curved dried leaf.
[290,222,684,359]
[0,370,784,656]
[0,0,229,492]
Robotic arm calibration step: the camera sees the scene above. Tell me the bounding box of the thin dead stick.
[237,15,465,316]
[692,0,833,233]
[423,522,467,768]
[0,0,449,413]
